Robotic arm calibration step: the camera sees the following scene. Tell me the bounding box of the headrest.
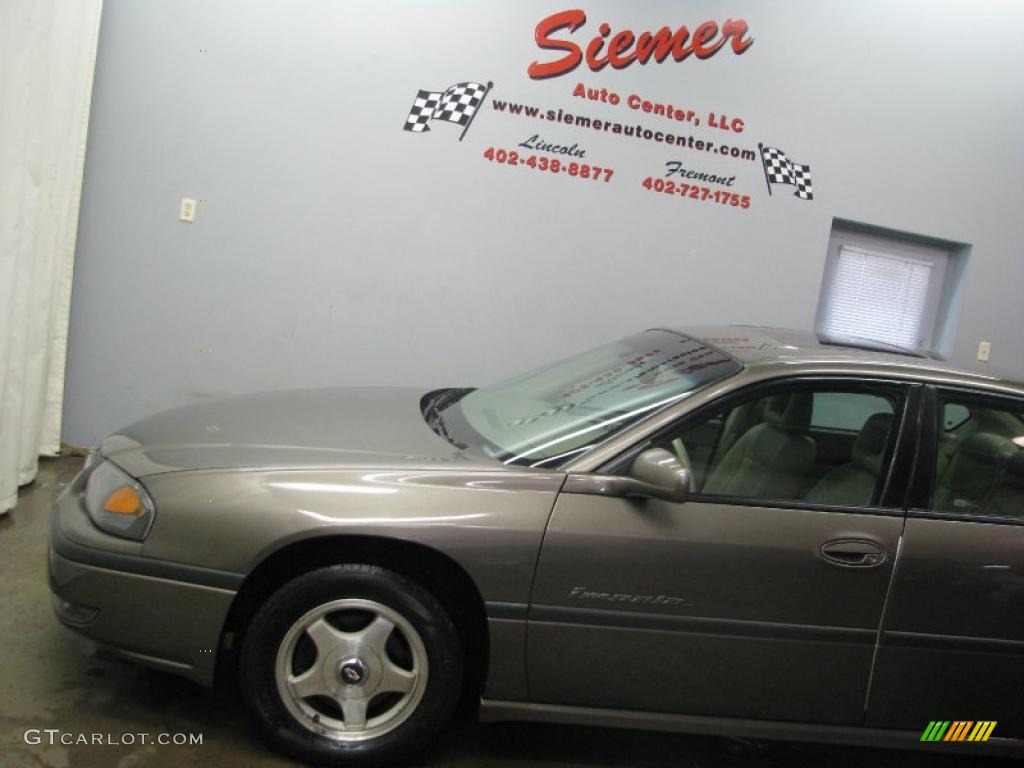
[947,433,1016,492]
[764,393,813,434]
[1001,449,1024,482]
[959,432,1016,462]
[853,413,893,474]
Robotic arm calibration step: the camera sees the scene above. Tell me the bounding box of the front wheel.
[240,564,463,766]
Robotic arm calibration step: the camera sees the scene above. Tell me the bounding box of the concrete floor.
[0,456,1014,768]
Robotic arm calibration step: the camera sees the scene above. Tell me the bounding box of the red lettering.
[722,19,754,54]
[635,27,678,64]
[692,21,724,58]
[585,22,612,71]
[670,26,692,60]
[607,30,636,68]
[529,13,753,79]
[527,10,586,80]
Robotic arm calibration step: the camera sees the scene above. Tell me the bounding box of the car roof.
[663,324,1024,398]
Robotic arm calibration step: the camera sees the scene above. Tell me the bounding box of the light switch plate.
[179,197,196,222]
[977,341,991,362]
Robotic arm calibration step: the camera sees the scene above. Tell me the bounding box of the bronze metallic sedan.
[49,327,1024,764]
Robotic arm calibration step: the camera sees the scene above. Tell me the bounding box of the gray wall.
[63,0,1024,445]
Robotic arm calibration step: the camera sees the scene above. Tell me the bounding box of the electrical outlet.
[179,197,196,222]
[977,341,991,362]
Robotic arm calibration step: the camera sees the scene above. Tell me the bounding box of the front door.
[528,379,913,725]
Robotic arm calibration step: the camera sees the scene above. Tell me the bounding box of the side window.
[655,384,904,508]
[812,392,894,431]
[932,395,1024,520]
[942,403,971,432]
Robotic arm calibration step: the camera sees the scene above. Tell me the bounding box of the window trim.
[908,385,1024,527]
[599,376,919,517]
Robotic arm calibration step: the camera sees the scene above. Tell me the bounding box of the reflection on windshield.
[440,330,741,468]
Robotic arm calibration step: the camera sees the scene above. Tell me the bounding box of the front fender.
[141,467,563,605]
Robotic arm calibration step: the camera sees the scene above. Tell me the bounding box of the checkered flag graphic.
[759,144,813,200]
[403,81,492,140]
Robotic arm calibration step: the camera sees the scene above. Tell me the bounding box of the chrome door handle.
[820,539,886,568]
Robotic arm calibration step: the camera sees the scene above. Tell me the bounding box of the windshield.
[439,330,741,468]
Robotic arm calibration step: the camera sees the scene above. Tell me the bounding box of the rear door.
[528,378,916,725]
[866,387,1024,737]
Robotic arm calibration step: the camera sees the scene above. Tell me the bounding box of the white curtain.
[0,0,103,513]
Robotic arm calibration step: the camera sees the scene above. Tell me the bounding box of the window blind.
[821,245,933,351]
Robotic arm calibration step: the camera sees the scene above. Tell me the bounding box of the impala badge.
[568,586,690,608]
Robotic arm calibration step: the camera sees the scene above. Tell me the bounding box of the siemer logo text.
[529,10,753,79]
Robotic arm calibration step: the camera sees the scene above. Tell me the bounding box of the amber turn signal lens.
[104,486,143,515]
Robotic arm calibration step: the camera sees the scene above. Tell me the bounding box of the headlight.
[84,461,156,541]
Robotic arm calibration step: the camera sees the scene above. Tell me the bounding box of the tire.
[239,563,463,766]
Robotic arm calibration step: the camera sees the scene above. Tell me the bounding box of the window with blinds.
[819,245,935,352]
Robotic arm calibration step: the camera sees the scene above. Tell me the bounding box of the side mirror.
[563,448,691,503]
[628,448,692,502]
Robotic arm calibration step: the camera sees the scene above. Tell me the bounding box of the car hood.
[99,387,497,478]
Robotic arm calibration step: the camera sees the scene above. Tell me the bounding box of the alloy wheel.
[274,598,429,742]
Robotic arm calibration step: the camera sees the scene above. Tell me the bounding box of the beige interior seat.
[936,408,1022,479]
[806,413,893,507]
[702,393,816,501]
[984,450,1024,520]
[933,432,1016,513]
